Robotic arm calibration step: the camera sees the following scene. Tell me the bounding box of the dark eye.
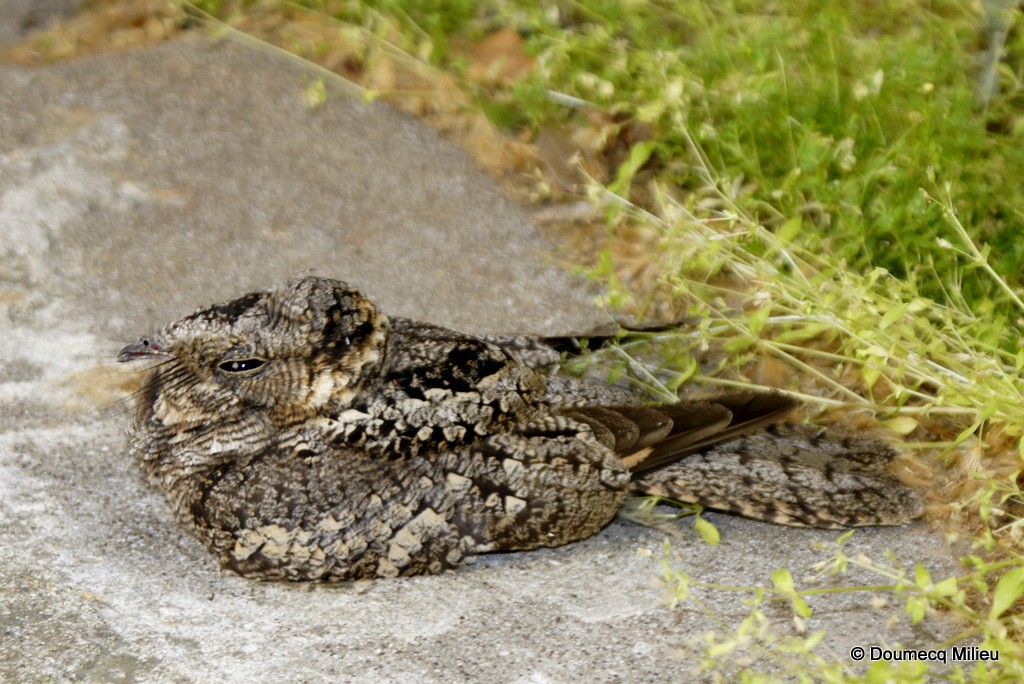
[218,358,265,373]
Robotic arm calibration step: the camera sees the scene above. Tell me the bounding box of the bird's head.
[118,275,389,428]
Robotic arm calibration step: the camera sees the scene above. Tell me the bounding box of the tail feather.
[630,424,923,528]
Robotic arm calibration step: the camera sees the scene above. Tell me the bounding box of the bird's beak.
[117,339,172,363]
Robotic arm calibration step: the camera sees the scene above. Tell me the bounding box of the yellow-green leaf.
[747,306,771,336]
[804,630,826,651]
[914,563,932,589]
[725,337,754,353]
[861,363,881,390]
[608,141,657,197]
[694,516,720,546]
[772,568,795,593]
[991,567,1024,619]
[906,595,926,624]
[777,216,802,243]
[881,416,919,436]
[879,303,907,329]
[931,576,958,597]
[792,595,813,618]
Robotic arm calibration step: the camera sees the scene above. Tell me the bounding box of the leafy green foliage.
[293,0,1023,323]
[660,533,1024,682]
[191,1,1024,308]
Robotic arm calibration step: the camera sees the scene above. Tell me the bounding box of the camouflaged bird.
[117,275,922,581]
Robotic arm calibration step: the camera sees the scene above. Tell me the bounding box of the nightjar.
[118,275,922,580]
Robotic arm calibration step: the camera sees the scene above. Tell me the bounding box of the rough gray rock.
[0,35,961,682]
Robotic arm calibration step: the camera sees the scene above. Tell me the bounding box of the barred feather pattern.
[118,276,921,581]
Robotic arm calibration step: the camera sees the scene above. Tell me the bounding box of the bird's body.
[119,276,921,580]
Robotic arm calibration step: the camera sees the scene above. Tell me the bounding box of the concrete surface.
[0,35,963,682]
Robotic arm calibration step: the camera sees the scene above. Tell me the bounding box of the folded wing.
[562,390,922,528]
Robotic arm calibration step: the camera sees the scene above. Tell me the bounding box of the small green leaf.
[772,568,795,593]
[694,516,720,545]
[931,576,958,597]
[836,529,856,546]
[914,563,932,589]
[879,303,908,329]
[747,306,771,336]
[777,216,802,243]
[881,416,919,435]
[724,336,754,353]
[861,363,881,390]
[906,595,927,624]
[990,567,1024,619]
[792,595,813,618]
[775,322,832,344]
[804,630,826,651]
[608,140,656,196]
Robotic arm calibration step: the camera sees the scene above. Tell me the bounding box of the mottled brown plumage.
[117,275,921,580]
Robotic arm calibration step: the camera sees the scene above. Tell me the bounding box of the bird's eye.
[218,358,266,373]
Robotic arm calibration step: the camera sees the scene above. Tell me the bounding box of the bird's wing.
[562,390,922,528]
[562,390,800,473]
